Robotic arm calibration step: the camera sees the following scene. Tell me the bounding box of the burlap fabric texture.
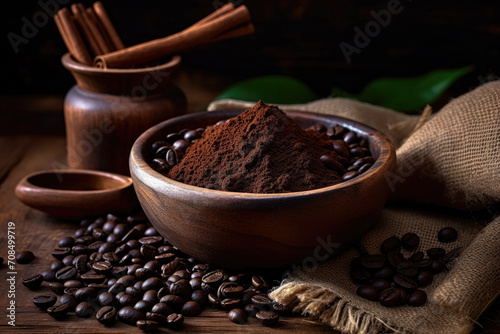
[208,81,500,334]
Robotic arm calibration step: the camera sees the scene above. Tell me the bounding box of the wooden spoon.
[15,169,138,220]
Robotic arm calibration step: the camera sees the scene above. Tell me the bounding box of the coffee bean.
[140,245,159,259]
[381,236,401,253]
[431,259,444,274]
[81,274,106,284]
[416,258,433,270]
[244,303,259,317]
[136,319,159,332]
[160,295,185,311]
[427,248,446,259]
[118,306,145,325]
[360,254,385,270]
[17,250,35,264]
[372,266,395,279]
[59,236,75,248]
[256,310,279,326]
[386,251,405,267]
[393,275,418,290]
[371,279,391,291]
[146,311,167,323]
[409,251,424,262]
[438,227,458,243]
[320,154,345,173]
[119,294,138,307]
[75,287,98,302]
[228,308,247,324]
[48,282,65,295]
[134,300,153,313]
[74,254,89,274]
[441,247,463,270]
[221,298,242,311]
[60,294,78,311]
[142,277,165,292]
[98,291,116,306]
[142,290,159,304]
[151,302,174,316]
[218,281,244,299]
[202,270,225,286]
[350,265,371,284]
[51,260,64,272]
[401,233,420,250]
[22,274,43,289]
[55,266,77,281]
[342,171,360,181]
[396,261,418,277]
[252,294,274,310]
[76,301,95,317]
[273,298,300,315]
[33,294,57,310]
[40,270,55,281]
[343,131,358,145]
[181,301,202,317]
[96,305,117,325]
[408,289,427,306]
[379,288,400,307]
[47,303,70,319]
[64,279,83,289]
[356,285,379,301]
[166,313,184,329]
[208,293,221,308]
[51,247,71,260]
[191,290,208,306]
[416,270,433,287]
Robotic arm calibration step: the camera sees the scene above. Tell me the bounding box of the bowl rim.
[61,53,182,75]
[130,109,396,199]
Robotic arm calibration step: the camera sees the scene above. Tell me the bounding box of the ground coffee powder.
[167,101,343,193]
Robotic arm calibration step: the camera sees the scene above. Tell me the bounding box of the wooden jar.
[62,53,186,175]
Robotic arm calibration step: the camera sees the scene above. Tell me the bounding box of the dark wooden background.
[2,0,500,135]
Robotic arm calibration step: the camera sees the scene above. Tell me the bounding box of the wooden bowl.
[130,110,396,269]
[15,169,138,220]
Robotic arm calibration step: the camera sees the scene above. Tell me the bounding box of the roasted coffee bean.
[360,254,385,270]
[75,287,98,302]
[401,233,420,250]
[17,250,35,264]
[98,291,117,306]
[118,306,145,325]
[426,247,446,259]
[408,289,427,306]
[228,308,247,324]
[166,313,184,329]
[381,236,401,253]
[190,278,202,291]
[343,131,358,145]
[146,311,167,323]
[96,305,117,325]
[386,251,405,267]
[320,154,345,173]
[438,227,458,243]
[151,302,174,316]
[135,267,160,281]
[156,253,176,265]
[74,228,85,238]
[416,270,433,287]
[60,294,78,311]
[47,303,70,319]
[55,266,77,281]
[119,294,138,307]
[371,279,391,291]
[256,310,280,326]
[142,277,164,292]
[140,245,159,259]
[252,294,274,310]
[273,299,300,316]
[116,275,136,287]
[342,171,360,181]
[115,243,131,257]
[136,319,159,332]
[88,283,109,291]
[372,266,395,279]
[202,269,225,286]
[379,288,400,307]
[52,247,71,260]
[64,287,79,295]
[416,258,433,270]
[62,255,75,267]
[121,228,141,243]
[89,252,104,263]
[252,275,271,291]
[40,270,54,282]
[396,261,418,277]
[72,245,90,255]
[22,274,43,289]
[191,290,207,306]
[139,236,163,246]
[208,293,221,308]
[350,265,372,284]
[170,279,193,300]
[51,260,64,272]
[409,251,424,262]
[218,281,244,299]
[245,303,259,317]
[181,301,202,317]
[142,290,159,304]
[393,275,419,290]
[431,259,444,274]
[74,254,89,274]
[33,294,57,310]
[59,236,76,248]
[160,295,185,311]
[221,298,242,311]
[441,247,463,270]
[76,301,95,317]
[98,243,115,254]
[166,149,180,167]
[134,300,153,314]
[64,279,84,288]
[48,282,65,295]
[331,140,349,158]
[184,130,202,141]
[81,274,106,284]
[358,163,372,173]
[356,285,379,301]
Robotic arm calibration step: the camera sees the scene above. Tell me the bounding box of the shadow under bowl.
[130,110,396,269]
[15,169,138,220]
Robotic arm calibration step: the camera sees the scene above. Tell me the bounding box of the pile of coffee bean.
[351,227,461,307]
[22,213,297,330]
[149,121,374,183]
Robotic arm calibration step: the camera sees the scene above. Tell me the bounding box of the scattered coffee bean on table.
[351,230,460,307]
[22,212,300,328]
[16,250,35,264]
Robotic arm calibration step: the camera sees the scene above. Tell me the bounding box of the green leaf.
[333,66,473,113]
[215,75,319,104]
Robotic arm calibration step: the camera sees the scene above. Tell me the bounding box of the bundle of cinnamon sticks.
[54,2,253,69]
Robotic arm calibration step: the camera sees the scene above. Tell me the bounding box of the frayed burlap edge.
[270,282,473,334]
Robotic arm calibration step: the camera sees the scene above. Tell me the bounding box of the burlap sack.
[208,81,500,334]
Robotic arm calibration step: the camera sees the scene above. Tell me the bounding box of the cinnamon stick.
[211,22,254,43]
[187,2,235,30]
[56,8,92,65]
[93,1,125,50]
[71,4,102,56]
[84,7,112,54]
[95,5,251,68]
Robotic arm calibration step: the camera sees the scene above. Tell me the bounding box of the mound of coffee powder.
[167,101,344,193]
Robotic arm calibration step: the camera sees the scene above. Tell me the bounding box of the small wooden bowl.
[15,169,138,220]
[130,110,396,269]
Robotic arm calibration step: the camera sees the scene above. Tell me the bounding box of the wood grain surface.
[0,135,498,333]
